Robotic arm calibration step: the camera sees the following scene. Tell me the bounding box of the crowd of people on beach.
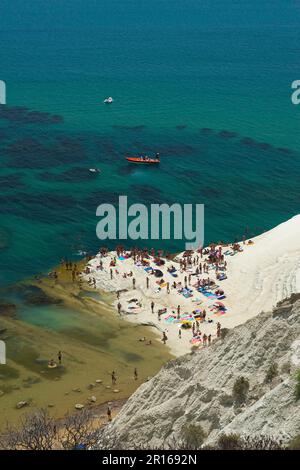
[80,241,246,352]
[38,238,254,421]
[43,240,250,356]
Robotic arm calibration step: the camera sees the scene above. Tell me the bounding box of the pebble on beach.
[16,401,28,409]
[75,403,84,410]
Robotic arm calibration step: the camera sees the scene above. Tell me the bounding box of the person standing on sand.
[178,329,182,339]
[162,331,168,344]
[146,277,149,289]
[107,405,112,422]
[151,301,154,313]
[208,334,212,345]
[134,368,138,380]
[110,268,113,280]
[117,302,122,315]
[111,371,117,385]
[58,351,62,365]
[133,277,136,289]
[177,305,181,319]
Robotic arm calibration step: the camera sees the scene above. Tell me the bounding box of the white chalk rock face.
[96,295,300,448]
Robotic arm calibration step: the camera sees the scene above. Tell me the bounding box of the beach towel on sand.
[213,310,227,316]
[165,316,176,323]
[190,336,201,344]
[183,292,193,298]
[199,289,217,299]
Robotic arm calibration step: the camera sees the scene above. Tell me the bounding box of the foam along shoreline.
[82,215,300,357]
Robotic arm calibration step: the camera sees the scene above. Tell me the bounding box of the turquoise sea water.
[0,0,300,287]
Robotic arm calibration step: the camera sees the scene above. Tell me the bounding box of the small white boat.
[103,96,114,104]
[89,168,101,173]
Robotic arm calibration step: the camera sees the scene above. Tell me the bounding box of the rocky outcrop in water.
[0,301,16,317]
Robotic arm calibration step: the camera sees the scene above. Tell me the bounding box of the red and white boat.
[126,153,160,164]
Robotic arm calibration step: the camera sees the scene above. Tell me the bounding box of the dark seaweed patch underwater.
[0,110,299,286]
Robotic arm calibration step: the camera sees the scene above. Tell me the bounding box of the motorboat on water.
[89,168,101,173]
[126,153,160,164]
[103,97,114,104]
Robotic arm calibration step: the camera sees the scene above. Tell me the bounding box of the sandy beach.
[82,215,300,357]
